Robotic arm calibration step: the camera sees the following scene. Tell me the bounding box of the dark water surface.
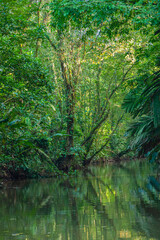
[0,160,160,240]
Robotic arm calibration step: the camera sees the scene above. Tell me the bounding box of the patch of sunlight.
[12,233,23,236]
[119,230,131,238]
[106,186,116,202]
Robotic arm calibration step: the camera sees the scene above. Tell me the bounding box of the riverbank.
[0,156,138,181]
[0,165,59,180]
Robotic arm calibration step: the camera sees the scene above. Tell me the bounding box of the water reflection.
[0,160,160,240]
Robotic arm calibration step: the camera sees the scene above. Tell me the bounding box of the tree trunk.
[66,84,75,158]
[59,57,75,162]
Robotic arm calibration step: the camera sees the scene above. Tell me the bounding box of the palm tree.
[122,70,160,161]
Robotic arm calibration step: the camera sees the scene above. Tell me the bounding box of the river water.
[0,160,160,240]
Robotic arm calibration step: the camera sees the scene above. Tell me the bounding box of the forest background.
[0,0,159,178]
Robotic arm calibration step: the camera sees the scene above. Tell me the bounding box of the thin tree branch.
[84,114,124,165]
[109,63,135,100]
[81,110,110,146]
[100,63,135,118]
[45,34,57,51]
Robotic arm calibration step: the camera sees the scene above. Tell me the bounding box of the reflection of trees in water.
[0,161,160,240]
[111,163,160,239]
[82,170,117,239]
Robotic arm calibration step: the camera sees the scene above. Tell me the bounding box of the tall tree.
[41,0,135,165]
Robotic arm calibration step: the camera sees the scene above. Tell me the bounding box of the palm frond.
[127,115,160,155]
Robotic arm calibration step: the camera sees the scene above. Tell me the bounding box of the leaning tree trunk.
[59,55,75,163]
[66,83,75,160]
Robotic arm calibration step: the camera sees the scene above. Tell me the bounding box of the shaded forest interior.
[0,0,160,177]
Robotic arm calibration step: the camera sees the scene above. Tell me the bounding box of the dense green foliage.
[0,0,159,177]
[122,24,160,162]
